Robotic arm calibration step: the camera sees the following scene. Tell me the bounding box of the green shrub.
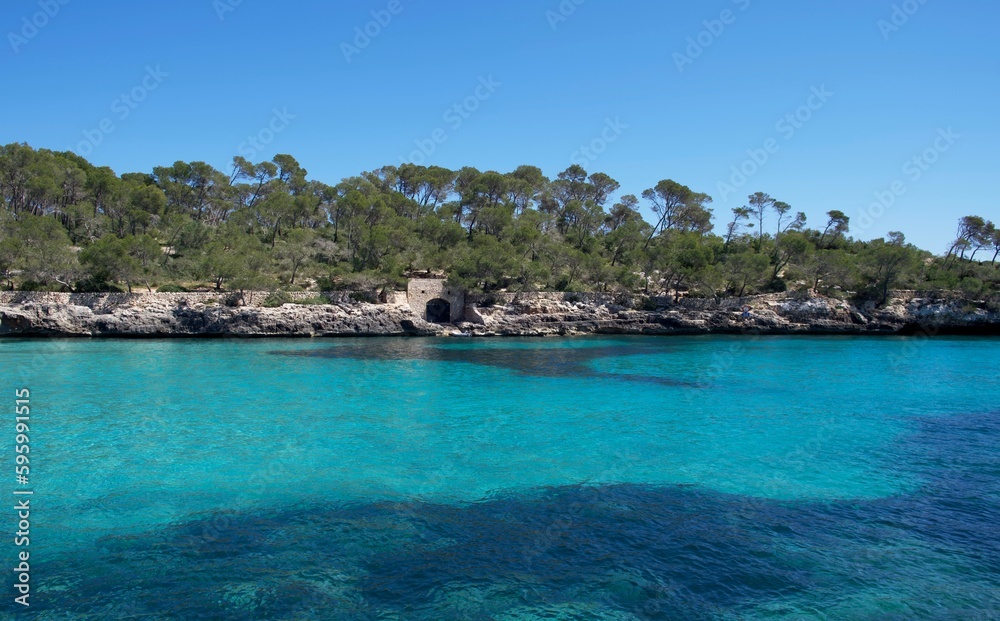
[959,277,985,297]
[764,277,788,293]
[639,297,660,312]
[262,290,294,308]
[69,279,124,293]
[157,284,189,293]
[313,276,337,291]
[471,293,499,308]
[19,281,62,292]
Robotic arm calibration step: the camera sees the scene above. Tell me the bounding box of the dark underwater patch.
[15,442,1000,620]
[8,390,999,619]
[273,339,705,388]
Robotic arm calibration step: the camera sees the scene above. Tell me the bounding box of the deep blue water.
[0,336,998,619]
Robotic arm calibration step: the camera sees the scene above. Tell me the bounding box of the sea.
[0,336,998,619]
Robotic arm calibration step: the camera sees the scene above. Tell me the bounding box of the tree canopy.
[0,142,996,304]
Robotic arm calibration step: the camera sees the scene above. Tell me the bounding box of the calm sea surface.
[1,336,998,619]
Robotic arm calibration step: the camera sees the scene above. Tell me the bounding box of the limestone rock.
[1,292,997,338]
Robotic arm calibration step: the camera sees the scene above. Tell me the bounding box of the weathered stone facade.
[406,279,465,323]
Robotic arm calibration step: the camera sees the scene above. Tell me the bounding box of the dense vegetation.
[1,143,997,305]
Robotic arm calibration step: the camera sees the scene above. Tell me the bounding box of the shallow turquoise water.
[1,336,998,619]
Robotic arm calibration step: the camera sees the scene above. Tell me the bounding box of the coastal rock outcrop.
[0,291,997,337]
[0,294,444,337]
[456,293,1000,337]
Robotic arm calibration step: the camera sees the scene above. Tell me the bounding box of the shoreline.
[2,290,998,339]
[0,326,1000,342]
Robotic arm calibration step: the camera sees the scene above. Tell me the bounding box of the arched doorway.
[426,298,451,323]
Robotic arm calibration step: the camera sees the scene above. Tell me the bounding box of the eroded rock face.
[456,295,1000,337]
[0,300,444,338]
[0,293,997,338]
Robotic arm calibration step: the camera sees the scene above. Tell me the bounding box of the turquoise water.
[1,336,998,619]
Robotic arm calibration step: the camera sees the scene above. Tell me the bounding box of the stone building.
[406,278,465,323]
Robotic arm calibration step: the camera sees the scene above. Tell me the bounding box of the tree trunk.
[270,219,281,249]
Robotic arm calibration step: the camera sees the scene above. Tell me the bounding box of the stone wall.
[466,290,936,312]
[467,291,631,307]
[0,288,955,314]
[384,291,409,306]
[406,279,465,323]
[466,291,794,311]
[0,291,371,309]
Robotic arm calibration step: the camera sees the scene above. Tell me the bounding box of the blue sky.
[3,0,997,253]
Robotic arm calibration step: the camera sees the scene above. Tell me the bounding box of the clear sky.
[3,0,996,253]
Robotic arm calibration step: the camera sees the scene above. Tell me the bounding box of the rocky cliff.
[0,291,997,338]
[0,293,440,337]
[461,294,1000,337]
